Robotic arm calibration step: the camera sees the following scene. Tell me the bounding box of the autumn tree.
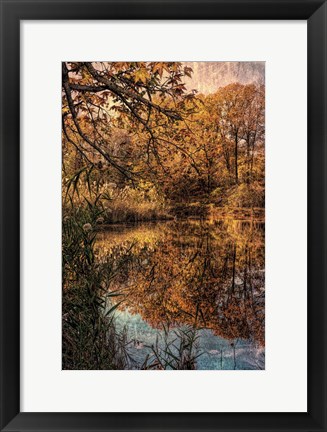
[62,63,265,215]
[62,62,195,183]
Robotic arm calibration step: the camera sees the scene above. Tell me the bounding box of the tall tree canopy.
[62,61,195,181]
[62,62,265,211]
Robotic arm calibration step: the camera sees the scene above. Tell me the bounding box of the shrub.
[226,182,265,208]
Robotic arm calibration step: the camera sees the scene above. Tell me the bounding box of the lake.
[95,218,265,370]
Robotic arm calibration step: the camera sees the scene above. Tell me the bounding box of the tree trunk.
[234,133,238,184]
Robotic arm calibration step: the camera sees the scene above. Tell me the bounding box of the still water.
[95,219,265,370]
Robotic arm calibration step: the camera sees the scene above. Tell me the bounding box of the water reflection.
[95,219,265,369]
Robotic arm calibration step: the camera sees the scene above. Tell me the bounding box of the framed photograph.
[1,0,326,431]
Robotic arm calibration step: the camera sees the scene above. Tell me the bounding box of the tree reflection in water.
[95,219,265,369]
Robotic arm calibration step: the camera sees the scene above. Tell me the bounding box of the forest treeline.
[62,62,265,222]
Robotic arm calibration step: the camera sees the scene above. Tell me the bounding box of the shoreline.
[94,208,265,230]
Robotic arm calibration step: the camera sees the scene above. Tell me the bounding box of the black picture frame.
[1,0,326,431]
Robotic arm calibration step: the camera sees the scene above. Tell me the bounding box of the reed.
[62,205,132,369]
[141,323,203,370]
